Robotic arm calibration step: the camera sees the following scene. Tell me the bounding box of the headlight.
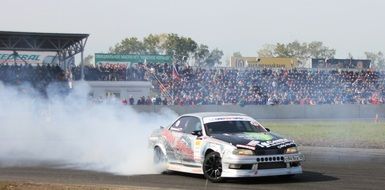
[232,149,254,156]
[285,147,298,154]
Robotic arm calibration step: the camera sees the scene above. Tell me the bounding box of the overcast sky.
[1,0,384,59]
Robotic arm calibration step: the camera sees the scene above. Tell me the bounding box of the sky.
[1,0,384,60]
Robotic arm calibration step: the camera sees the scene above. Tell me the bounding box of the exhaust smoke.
[0,81,177,175]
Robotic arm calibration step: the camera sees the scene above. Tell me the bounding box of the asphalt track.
[0,147,384,190]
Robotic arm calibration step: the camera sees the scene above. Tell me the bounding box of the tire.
[279,174,296,179]
[153,147,168,173]
[203,152,224,183]
[153,147,166,164]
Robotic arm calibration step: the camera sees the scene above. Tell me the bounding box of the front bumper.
[221,153,304,178]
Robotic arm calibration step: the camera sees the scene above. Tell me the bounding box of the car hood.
[210,132,296,150]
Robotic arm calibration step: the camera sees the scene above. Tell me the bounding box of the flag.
[172,63,181,80]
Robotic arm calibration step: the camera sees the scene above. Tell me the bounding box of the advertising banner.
[312,59,371,69]
[95,53,173,65]
[0,50,74,66]
[230,56,298,68]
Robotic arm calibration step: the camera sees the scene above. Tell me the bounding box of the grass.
[262,121,385,149]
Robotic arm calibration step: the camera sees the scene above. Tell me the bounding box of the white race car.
[149,112,304,182]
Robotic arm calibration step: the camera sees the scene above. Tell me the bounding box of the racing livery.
[149,112,304,182]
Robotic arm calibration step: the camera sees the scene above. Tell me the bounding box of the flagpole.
[172,53,175,105]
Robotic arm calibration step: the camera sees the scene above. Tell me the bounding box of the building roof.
[0,31,89,52]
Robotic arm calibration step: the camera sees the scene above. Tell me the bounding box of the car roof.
[181,112,247,119]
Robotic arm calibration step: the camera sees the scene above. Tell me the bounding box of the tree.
[194,45,223,67]
[286,41,308,59]
[143,34,161,54]
[365,51,385,68]
[232,51,242,58]
[257,44,275,57]
[83,55,94,67]
[109,33,224,65]
[307,41,335,59]
[274,43,292,57]
[206,48,224,67]
[257,41,335,60]
[109,37,145,54]
[162,33,198,62]
[194,44,210,66]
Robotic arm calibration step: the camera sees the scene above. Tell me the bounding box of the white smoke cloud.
[0,81,177,175]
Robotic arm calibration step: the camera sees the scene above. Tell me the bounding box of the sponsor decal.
[195,139,202,147]
[277,142,295,149]
[247,140,260,146]
[241,132,273,141]
[258,139,293,148]
[238,134,294,148]
[236,144,256,150]
[193,140,202,160]
[203,116,252,124]
[177,135,194,159]
[250,120,261,126]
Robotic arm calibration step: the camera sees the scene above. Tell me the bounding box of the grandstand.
[67,63,385,106]
[0,31,88,96]
[1,31,384,105]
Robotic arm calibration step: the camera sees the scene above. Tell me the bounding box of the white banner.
[0,51,74,66]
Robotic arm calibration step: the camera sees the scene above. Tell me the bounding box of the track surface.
[1,147,384,190]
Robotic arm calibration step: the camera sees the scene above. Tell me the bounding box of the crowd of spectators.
[0,63,67,95]
[71,63,147,81]
[1,62,385,105]
[148,64,385,105]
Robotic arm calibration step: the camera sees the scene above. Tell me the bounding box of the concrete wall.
[74,81,151,100]
[131,104,385,119]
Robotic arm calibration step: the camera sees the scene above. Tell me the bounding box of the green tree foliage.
[109,37,145,54]
[365,51,385,68]
[143,34,161,54]
[257,41,336,60]
[110,33,223,66]
[162,33,198,62]
[307,41,335,59]
[206,48,224,67]
[194,45,224,66]
[232,51,242,58]
[194,44,210,66]
[83,55,94,66]
[257,44,275,57]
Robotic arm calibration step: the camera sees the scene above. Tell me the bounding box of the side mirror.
[191,130,203,137]
[265,128,271,132]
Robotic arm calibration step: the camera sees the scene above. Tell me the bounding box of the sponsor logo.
[236,144,256,150]
[203,116,252,123]
[241,132,273,141]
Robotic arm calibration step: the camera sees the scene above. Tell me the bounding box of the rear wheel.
[153,147,168,173]
[203,152,224,183]
[153,147,166,164]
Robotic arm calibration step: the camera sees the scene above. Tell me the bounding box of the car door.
[165,117,190,164]
[179,117,204,166]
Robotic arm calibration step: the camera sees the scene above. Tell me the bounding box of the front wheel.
[203,152,224,183]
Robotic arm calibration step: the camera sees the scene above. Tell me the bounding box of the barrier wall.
[132,104,385,119]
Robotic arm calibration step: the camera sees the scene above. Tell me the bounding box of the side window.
[182,117,202,134]
[170,117,189,132]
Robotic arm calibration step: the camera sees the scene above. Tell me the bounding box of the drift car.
[149,112,304,182]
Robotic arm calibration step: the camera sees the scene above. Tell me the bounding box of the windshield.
[205,120,267,135]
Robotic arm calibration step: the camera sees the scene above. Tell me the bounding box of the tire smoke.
[0,82,177,175]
